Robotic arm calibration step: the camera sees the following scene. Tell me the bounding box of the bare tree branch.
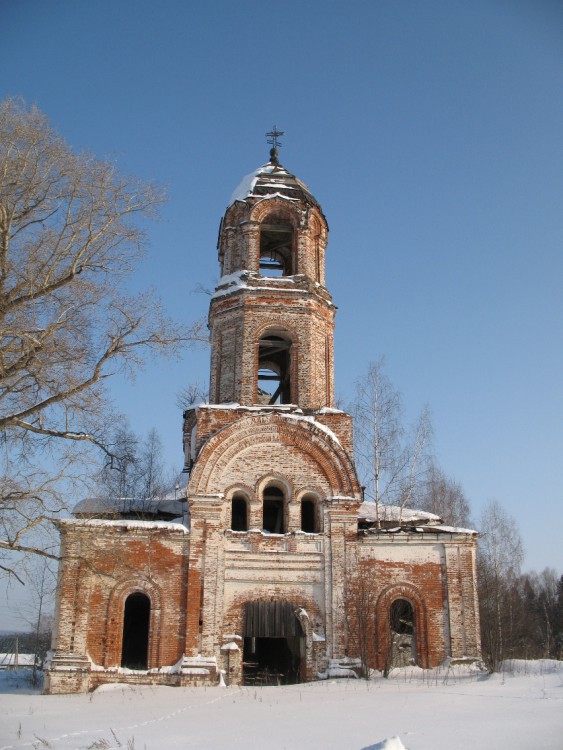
[0,98,207,575]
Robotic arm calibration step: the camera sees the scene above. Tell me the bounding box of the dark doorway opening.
[243,637,301,685]
[242,601,303,685]
[121,592,150,669]
[390,598,416,667]
[263,486,285,533]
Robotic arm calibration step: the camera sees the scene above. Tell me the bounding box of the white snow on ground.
[0,661,562,750]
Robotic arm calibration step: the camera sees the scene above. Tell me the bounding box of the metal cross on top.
[266,126,285,165]
[266,126,285,149]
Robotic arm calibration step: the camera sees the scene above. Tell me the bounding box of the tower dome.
[228,157,323,212]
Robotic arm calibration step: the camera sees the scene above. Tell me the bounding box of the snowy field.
[1,660,562,750]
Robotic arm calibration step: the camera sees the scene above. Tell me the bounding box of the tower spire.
[265,125,285,165]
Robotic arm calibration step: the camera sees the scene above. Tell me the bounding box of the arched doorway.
[389,598,416,667]
[242,601,303,685]
[121,592,150,669]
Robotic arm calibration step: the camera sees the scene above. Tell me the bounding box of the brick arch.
[375,583,430,670]
[224,201,250,225]
[295,485,325,502]
[188,412,360,499]
[102,578,163,669]
[307,213,328,243]
[255,320,299,343]
[249,198,303,228]
[224,484,254,502]
[256,472,294,501]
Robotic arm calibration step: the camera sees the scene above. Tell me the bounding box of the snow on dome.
[227,160,322,211]
[229,164,276,204]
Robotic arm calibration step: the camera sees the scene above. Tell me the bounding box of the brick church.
[45,141,481,694]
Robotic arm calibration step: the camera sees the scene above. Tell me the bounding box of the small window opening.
[258,335,291,404]
[263,486,285,533]
[231,494,248,531]
[259,223,293,276]
[301,497,318,533]
[121,592,150,670]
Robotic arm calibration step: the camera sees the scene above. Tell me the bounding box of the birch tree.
[416,463,472,527]
[352,359,432,525]
[478,500,524,671]
[0,98,206,578]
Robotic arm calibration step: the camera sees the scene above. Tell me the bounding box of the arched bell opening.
[389,598,416,667]
[242,601,303,685]
[257,334,292,404]
[259,219,294,277]
[121,592,150,670]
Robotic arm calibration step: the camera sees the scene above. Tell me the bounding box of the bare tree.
[0,98,206,577]
[176,379,209,410]
[138,428,167,500]
[507,567,563,660]
[344,561,378,679]
[97,424,172,510]
[17,557,56,685]
[478,499,524,671]
[96,422,141,504]
[416,463,472,527]
[352,359,432,525]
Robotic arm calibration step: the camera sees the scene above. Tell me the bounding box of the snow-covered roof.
[358,502,442,525]
[59,519,189,533]
[427,524,478,535]
[357,502,477,535]
[228,161,322,210]
[73,495,187,518]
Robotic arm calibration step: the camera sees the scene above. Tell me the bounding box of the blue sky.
[1,0,562,625]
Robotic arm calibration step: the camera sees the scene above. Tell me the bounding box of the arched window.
[121,592,150,670]
[259,219,294,276]
[231,494,248,531]
[300,495,319,533]
[263,485,286,533]
[258,334,292,404]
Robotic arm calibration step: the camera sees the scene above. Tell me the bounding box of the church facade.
[45,148,480,694]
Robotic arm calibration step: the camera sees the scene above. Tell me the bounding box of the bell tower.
[208,143,335,409]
